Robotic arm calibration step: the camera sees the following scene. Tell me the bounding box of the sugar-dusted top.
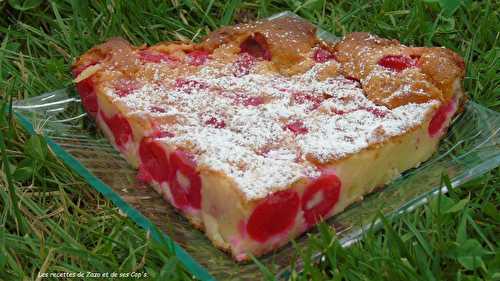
[73,16,464,200]
[104,57,436,199]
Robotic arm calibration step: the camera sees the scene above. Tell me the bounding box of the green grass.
[0,0,499,280]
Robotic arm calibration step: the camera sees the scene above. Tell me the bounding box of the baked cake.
[72,16,465,261]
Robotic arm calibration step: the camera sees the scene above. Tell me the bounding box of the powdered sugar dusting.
[298,102,436,162]
[104,54,437,199]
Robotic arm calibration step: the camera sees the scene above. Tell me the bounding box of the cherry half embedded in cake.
[169,150,202,210]
[302,173,341,226]
[246,189,300,242]
[240,33,272,61]
[75,77,98,118]
[139,137,171,184]
[313,47,335,63]
[187,50,210,66]
[73,16,464,261]
[378,55,417,72]
[100,112,132,150]
[428,98,457,137]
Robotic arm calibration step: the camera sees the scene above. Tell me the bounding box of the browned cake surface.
[74,16,464,108]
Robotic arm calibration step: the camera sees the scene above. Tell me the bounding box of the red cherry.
[100,112,133,150]
[187,50,210,66]
[331,107,347,115]
[232,53,256,77]
[302,173,341,226]
[239,33,271,61]
[205,117,226,128]
[292,92,323,110]
[242,96,265,106]
[286,120,308,135]
[174,79,208,93]
[428,100,455,137]
[138,50,176,64]
[114,80,140,97]
[313,48,335,63]
[76,77,98,118]
[136,165,153,184]
[363,107,387,118]
[150,106,166,113]
[138,138,171,183]
[168,150,202,210]
[378,55,417,72]
[150,130,175,138]
[247,189,300,242]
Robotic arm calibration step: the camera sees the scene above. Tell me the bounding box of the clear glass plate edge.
[11,96,216,281]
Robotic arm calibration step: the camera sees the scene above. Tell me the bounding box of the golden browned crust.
[333,32,465,108]
[201,17,317,72]
[74,18,464,113]
[73,17,318,79]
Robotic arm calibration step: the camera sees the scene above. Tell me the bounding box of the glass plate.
[12,12,500,281]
